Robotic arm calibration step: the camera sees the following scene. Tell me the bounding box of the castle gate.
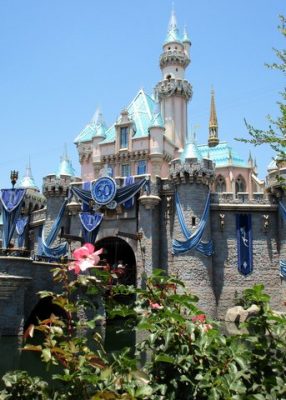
[95,236,137,286]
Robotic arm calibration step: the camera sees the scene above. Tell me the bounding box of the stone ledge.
[211,203,277,211]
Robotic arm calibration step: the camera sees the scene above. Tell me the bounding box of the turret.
[154,7,192,150]
[43,147,81,198]
[208,89,219,147]
[248,151,253,168]
[17,158,39,192]
[148,104,165,179]
[167,129,216,317]
[74,108,107,181]
[182,25,191,57]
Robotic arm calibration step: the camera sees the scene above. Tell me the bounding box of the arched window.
[235,175,246,193]
[137,160,146,175]
[215,175,226,192]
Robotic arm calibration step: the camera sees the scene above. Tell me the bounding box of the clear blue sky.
[0,0,285,189]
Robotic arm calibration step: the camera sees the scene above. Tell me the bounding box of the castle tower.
[42,148,81,250]
[163,137,217,316]
[208,89,219,147]
[154,7,192,150]
[148,102,165,180]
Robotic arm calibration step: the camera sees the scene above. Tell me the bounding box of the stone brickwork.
[211,206,283,319]
[167,181,217,317]
[0,257,57,335]
[0,275,31,335]
[2,173,286,336]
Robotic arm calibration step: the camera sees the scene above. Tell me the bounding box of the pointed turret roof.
[248,151,253,167]
[208,89,219,147]
[209,90,218,127]
[182,25,191,43]
[165,6,181,43]
[17,159,39,191]
[56,146,76,177]
[149,101,164,128]
[180,130,202,161]
[74,108,107,144]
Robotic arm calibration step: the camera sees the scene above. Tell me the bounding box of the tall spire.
[248,151,253,167]
[165,4,181,43]
[208,89,219,147]
[182,25,191,43]
[17,157,39,190]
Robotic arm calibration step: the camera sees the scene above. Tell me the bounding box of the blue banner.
[236,214,253,276]
[280,259,286,278]
[123,176,135,209]
[0,189,25,213]
[79,212,103,244]
[71,177,147,207]
[16,215,29,247]
[279,201,286,220]
[0,189,26,248]
[172,191,213,256]
[79,212,103,232]
[82,181,91,212]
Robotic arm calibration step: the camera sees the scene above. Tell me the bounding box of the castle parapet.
[169,157,215,185]
[30,208,47,227]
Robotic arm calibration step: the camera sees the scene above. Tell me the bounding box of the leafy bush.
[1,247,286,399]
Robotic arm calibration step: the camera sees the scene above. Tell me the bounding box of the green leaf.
[135,385,153,396]
[42,348,52,363]
[155,354,176,364]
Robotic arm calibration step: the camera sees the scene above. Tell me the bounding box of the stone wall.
[0,257,58,334]
[211,206,284,319]
[167,181,217,317]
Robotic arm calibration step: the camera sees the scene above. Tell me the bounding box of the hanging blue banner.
[123,176,135,209]
[16,215,29,247]
[0,189,25,212]
[79,212,103,244]
[280,259,286,278]
[236,214,253,276]
[279,201,286,220]
[82,181,91,212]
[0,189,26,248]
[79,212,103,232]
[172,191,213,256]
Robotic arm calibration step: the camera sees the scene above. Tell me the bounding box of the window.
[137,160,146,175]
[121,164,130,177]
[192,217,196,226]
[235,175,246,193]
[120,127,128,148]
[215,175,226,192]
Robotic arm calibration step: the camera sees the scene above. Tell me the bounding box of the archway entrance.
[95,236,137,286]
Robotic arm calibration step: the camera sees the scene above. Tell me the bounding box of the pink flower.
[202,323,213,332]
[68,243,103,274]
[149,300,163,310]
[192,314,206,324]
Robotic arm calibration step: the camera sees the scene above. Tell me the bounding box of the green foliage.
[0,370,50,399]
[1,267,286,399]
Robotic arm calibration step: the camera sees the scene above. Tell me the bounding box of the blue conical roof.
[17,161,39,191]
[74,108,107,143]
[165,7,181,43]
[182,26,191,43]
[56,148,76,177]
[150,112,164,128]
[180,132,202,161]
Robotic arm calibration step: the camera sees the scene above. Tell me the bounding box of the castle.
[0,9,285,334]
